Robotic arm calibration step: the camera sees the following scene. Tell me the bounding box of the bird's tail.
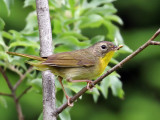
[7,52,48,71]
[7,52,46,61]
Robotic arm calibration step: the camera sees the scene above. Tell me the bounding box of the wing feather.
[42,50,95,67]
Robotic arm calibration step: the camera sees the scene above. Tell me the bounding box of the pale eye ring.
[101,45,107,49]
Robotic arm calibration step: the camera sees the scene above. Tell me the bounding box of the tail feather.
[7,52,49,71]
[7,52,46,61]
[27,61,49,71]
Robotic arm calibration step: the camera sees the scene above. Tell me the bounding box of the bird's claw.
[87,81,94,91]
[67,96,74,107]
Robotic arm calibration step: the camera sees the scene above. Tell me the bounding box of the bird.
[7,41,119,106]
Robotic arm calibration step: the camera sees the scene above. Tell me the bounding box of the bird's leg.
[58,76,73,107]
[67,79,95,90]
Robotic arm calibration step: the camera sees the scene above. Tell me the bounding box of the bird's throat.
[99,51,115,75]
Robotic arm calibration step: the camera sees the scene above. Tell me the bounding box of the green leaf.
[55,36,90,49]
[60,32,88,41]
[54,44,75,53]
[9,41,39,49]
[0,33,7,49]
[83,4,117,16]
[2,31,13,40]
[110,76,124,99]
[0,96,7,108]
[22,11,38,33]
[110,58,119,64]
[59,108,71,120]
[105,15,123,25]
[99,68,123,99]
[69,0,75,9]
[0,18,5,30]
[64,18,79,26]
[38,112,43,120]
[69,0,75,16]
[67,83,85,93]
[29,78,42,93]
[22,30,39,42]
[0,61,6,67]
[104,20,117,40]
[114,29,123,44]
[10,58,27,70]
[0,51,10,60]
[3,0,13,15]
[79,14,103,28]
[100,77,110,98]
[86,0,115,8]
[67,81,86,92]
[118,44,133,54]
[53,19,63,34]
[92,87,100,102]
[90,35,105,44]
[114,29,133,53]
[9,30,23,40]
[57,99,71,120]
[24,0,36,8]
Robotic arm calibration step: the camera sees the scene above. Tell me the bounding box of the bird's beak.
[112,45,123,51]
[111,45,118,51]
[113,45,118,49]
[117,45,123,50]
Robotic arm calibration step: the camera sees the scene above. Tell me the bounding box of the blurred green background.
[0,0,160,120]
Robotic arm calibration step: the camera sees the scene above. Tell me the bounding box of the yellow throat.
[98,51,115,75]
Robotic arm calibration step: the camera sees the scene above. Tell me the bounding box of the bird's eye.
[101,45,107,49]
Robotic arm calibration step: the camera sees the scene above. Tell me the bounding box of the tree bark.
[36,0,56,120]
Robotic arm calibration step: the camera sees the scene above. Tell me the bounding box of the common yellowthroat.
[7,41,118,106]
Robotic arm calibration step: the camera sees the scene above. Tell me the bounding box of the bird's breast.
[98,51,115,76]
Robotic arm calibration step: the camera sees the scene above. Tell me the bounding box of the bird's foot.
[66,96,74,107]
[87,81,95,91]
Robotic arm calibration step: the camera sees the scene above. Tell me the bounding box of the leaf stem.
[17,86,32,101]
[0,92,12,97]
[0,67,13,91]
[13,66,33,90]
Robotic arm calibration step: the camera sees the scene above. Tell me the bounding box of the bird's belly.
[52,66,101,80]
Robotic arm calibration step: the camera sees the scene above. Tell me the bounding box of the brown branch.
[0,92,12,97]
[12,68,33,119]
[0,66,13,91]
[13,66,33,90]
[56,28,160,114]
[17,86,32,101]
[0,66,24,120]
[150,41,160,45]
[15,102,24,120]
[12,92,24,120]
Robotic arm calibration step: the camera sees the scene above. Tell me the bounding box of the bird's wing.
[42,50,95,67]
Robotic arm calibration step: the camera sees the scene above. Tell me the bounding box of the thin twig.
[0,66,24,120]
[9,65,23,78]
[150,41,160,45]
[56,28,160,114]
[13,66,33,90]
[0,92,12,97]
[12,91,24,120]
[0,66,13,91]
[17,86,32,101]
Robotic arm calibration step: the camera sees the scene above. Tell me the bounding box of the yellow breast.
[97,51,115,76]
